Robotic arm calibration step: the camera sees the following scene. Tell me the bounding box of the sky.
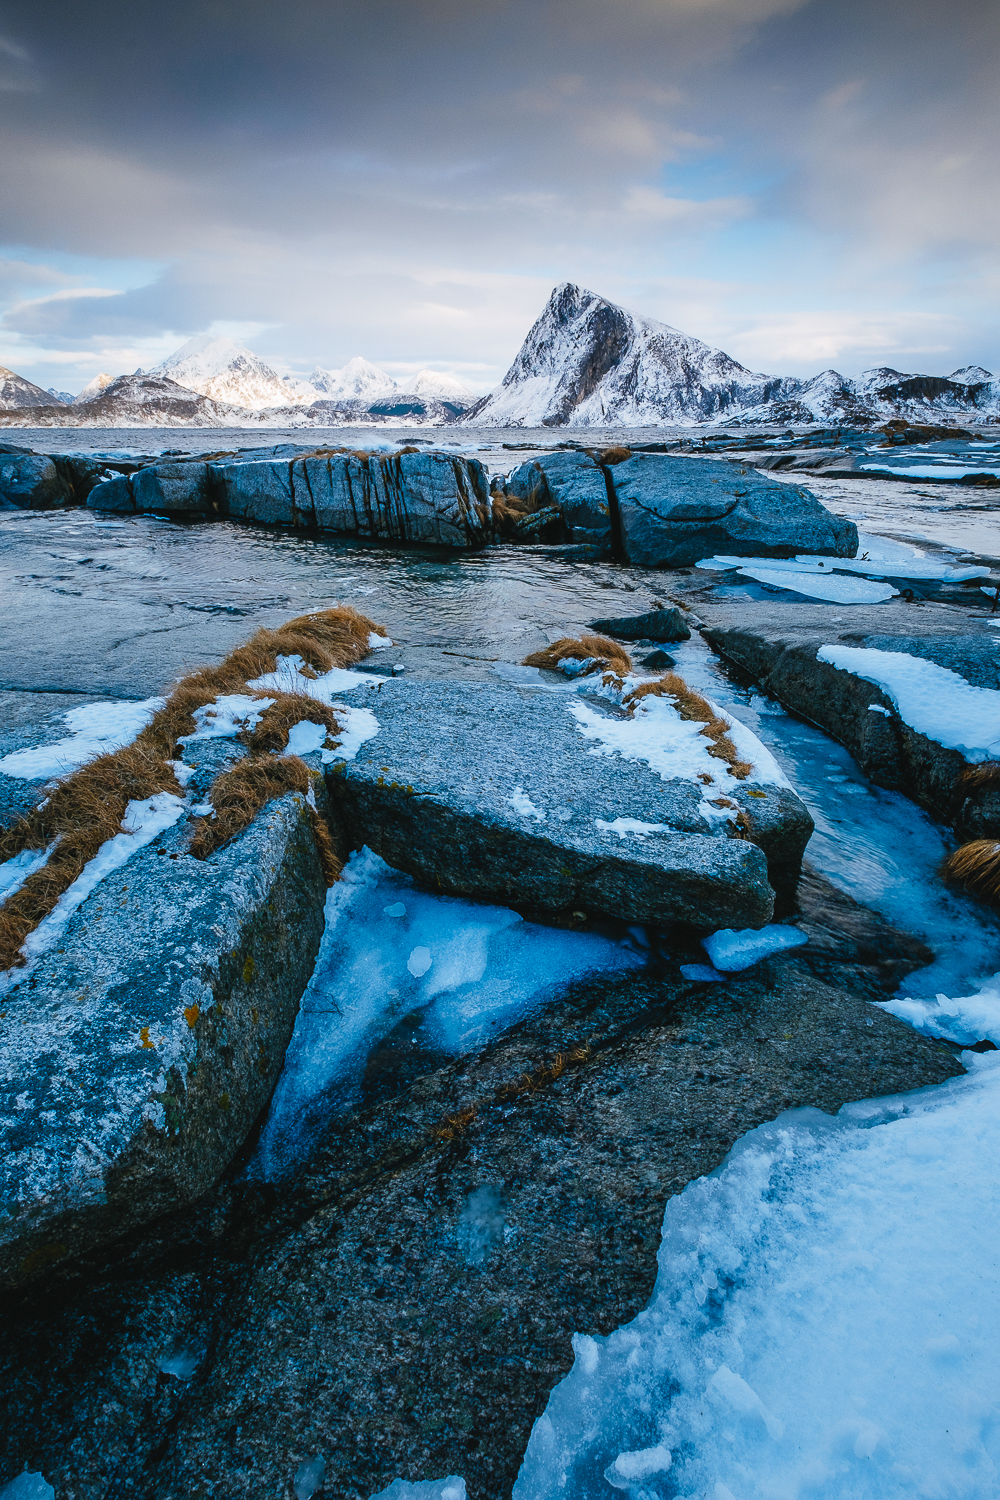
[0,0,997,395]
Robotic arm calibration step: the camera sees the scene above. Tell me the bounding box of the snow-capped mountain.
[47,387,73,404]
[463,284,1000,428]
[306,357,399,401]
[72,373,114,405]
[0,373,254,429]
[463,284,796,427]
[0,366,65,410]
[401,370,474,400]
[153,334,311,411]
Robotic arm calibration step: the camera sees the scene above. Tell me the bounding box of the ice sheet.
[817,645,1000,761]
[738,567,897,604]
[0,843,55,902]
[252,849,644,1178]
[0,697,165,780]
[514,1053,1000,1500]
[0,1476,56,1500]
[881,972,1000,1049]
[368,1480,466,1500]
[703,924,808,971]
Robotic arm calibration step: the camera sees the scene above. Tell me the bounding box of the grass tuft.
[960,762,1000,794]
[941,840,1000,904]
[522,635,631,676]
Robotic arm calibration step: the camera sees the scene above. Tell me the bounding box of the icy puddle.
[252,848,646,1178]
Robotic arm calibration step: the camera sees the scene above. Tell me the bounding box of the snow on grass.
[513,1053,1000,1500]
[0,697,165,780]
[817,645,1000,761]
[252,848,644,1178]
[703,924,808,971]
[180,693,273,742]
[1,792,186,991]
[247,652,385,700]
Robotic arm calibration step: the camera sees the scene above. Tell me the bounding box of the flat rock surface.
[324,676,814,930]
[0,868,960,1500]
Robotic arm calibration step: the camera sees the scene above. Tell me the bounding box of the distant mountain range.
[0,287,996,428]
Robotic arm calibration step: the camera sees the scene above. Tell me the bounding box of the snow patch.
[0,697,165,780]
[817,645,1000,761]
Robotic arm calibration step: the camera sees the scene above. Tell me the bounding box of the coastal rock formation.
[0,448,70,509]
[611,454,858,567]
[90,449,492,547]
[324,677,814,927]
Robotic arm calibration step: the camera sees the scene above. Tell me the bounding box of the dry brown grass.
[960,762,1000,794]
[432,1106,478,1142]
[941,840,1000,904]
[495,1044,592,1102]
[597,446,632,465]
[187,755,340,883]
[0,745,181,970]
[522,635,632,676]
[0,606,380,969]
[624,672,752,780]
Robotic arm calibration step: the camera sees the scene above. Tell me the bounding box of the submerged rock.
[0,768,329,1290]
[324,677,813,927]
[612,454,858,567]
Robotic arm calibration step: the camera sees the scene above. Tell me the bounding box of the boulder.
[299,452,369,533]
[132,461,217,516]
[214,459,303,527]
[324,677,813,929]
[588,607,691,643]
[363,451,490,547]
[87,473,135,512]
[0,451,70,509]
[611,454,858,567]
[505,451,612,544]
[0,762,329,1290]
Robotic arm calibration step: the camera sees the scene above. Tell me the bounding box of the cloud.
[0,0,995,389]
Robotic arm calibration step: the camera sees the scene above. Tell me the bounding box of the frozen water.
[513,1053,1000,1500]
[252,849,644,1178]
[0,696,164,780]
[0,843,55,902]
[0,1477,55,1500]
[679,963,727,982]
[703,924,808,972]
[180,693,273,742]
[595,817,671,840]
[286,719,328,756]
[369,1480,466,1500]
[738,567,897,604]
[293,1456,326,1500]
[881,972,1000,1049]
[818,644,1000,761]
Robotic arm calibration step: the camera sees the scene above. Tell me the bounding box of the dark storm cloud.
[0,0,997,385]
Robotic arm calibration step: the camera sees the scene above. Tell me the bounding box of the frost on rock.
[0,696,164,780]
[252,849,643,1178]
[513,1056,1000,1500]
[817,645,1000,762]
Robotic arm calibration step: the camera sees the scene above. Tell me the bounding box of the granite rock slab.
[324,677,814,928]
[0,763,329,1289]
